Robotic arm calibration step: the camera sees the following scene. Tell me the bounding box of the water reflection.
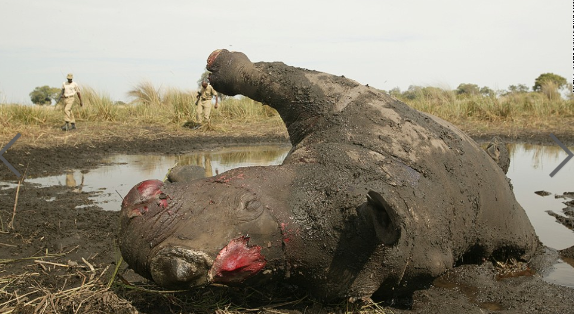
[24,144,291,211]
[65,170,84,193]
[505,143,574,289]
[505,143,574,250]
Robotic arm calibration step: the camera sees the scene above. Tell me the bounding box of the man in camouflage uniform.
[196,81,219,124]
[59,73,83,131]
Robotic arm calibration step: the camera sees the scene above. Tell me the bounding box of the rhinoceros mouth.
[208,236,266,285]
[150,247,213,288]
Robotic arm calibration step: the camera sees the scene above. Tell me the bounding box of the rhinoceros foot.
[150,246,213,288]
[209,236,266,285]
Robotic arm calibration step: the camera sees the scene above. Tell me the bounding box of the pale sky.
[0,0,571,104]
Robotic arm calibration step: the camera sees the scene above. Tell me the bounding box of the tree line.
[388,73,569,101]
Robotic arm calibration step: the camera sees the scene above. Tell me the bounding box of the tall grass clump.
[126,81,280,125]
[213,96,278,121]
[394,86,573,125]
[0,104,61,137]
[75,86,119,121]
[163,87,196,124]
[127,81,163,107]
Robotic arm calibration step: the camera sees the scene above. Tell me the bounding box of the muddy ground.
[0,123,573,313]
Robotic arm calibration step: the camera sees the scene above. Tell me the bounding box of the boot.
[61,122,69,131]
[70,123,76,130]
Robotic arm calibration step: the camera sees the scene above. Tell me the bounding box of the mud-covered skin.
[119,49,539,301]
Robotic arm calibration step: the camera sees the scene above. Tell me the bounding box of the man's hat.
[67,73,73,79]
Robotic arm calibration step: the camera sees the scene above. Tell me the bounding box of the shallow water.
[505,143,574,250]
[20,144,292,211]
[1,142,573,287]
[505,143,574,288]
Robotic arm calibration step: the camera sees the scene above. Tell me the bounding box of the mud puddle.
[498,143,574,289]
[2,144,291,211]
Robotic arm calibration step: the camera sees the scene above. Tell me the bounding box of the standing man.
[59,73,83,131]
[195,80,219,125]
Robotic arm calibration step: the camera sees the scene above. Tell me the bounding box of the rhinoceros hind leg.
[149,246,213,288]
[363,191,403,246]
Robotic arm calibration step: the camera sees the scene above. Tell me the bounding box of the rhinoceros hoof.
[149,246,213,288]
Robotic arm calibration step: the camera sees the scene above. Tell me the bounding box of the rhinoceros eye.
[245,199,261,211]
[236,193,264,221]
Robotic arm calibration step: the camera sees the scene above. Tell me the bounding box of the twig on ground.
[81,257,95,273]
[0,245,79,264]
[7,164,28,231]
[34,260,71,268]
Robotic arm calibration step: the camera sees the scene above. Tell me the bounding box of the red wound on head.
[122,180,167,218]
[207,49,223,68]
[136,179,164,198]
[209,236,266,284]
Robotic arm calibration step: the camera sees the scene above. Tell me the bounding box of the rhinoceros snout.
[149,247,214,288]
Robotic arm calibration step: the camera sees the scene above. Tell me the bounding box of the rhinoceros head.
[118,167,290,289]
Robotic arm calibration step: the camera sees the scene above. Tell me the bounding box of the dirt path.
[0,121,573,313]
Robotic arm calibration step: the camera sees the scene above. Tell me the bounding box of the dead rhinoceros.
[118,49,539,301]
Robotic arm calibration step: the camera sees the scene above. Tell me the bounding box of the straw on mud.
[0,265,112,314]
[7,165,27,230]
[0,246,78,264]
[34,260,71,268]
[7,175,22,230]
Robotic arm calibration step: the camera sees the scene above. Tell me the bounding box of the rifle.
[55,94,62,105]
[194,91,201,106]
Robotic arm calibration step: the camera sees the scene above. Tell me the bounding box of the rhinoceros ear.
[365,191,402,246]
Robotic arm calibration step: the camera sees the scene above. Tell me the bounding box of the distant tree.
[402,85,423,100]
[389,87,401,98]
[456,83,480,96]
[507,84,529,94]
[29,85,60,105]
[196,70,211,88]
[479,86,495,97]
[533,73,566,92]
